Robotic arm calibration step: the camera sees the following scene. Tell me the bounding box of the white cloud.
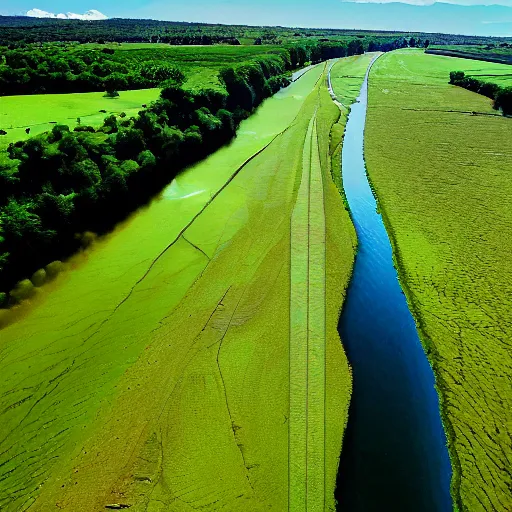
[26,8,107,20]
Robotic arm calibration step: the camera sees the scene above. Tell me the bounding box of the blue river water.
[334,62,453,511]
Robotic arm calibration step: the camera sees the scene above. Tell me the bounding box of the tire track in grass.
[289,110,326,511]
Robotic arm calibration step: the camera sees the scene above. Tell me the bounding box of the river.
[334,59,453,510]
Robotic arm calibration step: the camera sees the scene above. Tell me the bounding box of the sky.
[1,0,512,36]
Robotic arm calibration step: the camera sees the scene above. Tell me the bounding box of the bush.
[495,87,512,116]
[31,268,47,287]
[450,71,465,84]
[10,279,35,302]
[73,125,96,133]
[45,260,64,279]
[50,124,70,142]
[450,71,512,116]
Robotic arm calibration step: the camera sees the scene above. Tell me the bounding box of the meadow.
[82,43,290,91]
[365,49,512,511]
[0,88,160,148]
[0,59,361,510]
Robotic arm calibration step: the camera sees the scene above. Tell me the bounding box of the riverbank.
[364,49,512,511]
[331,53,452,511]
[0,62,356,511]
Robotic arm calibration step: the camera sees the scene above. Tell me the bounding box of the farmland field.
[0,88,160,148]
[0,59,357,510]
[365,49,512,511]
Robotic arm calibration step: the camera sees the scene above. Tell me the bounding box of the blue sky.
[1,0,512,36]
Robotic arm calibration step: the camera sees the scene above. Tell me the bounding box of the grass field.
[0,44,290,149]
[0,88,160,149]
[0,60,357,510]
[81,43,288,91]
[365,49,512,511]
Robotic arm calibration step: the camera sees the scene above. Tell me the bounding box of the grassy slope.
[0,62,355,511]
[365,49,512,511]
[0,88,161,149]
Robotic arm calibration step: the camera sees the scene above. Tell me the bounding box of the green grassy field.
[81,43,288,90]
[365,49,512,511]
[0,60,359,510]
[0,88,160,149]
[0,44,290,149]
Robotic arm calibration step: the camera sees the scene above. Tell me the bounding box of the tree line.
[0,45,192,95]
[0,16,503,47]
[0,48,322,304]
[449,71,512,116]
[0,36,418,97]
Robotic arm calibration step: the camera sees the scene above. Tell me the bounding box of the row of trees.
[449,71,512,116]
[0,16,503,47]
[0,39,364,96]
[0,45,187,95]
[0,52,299,302]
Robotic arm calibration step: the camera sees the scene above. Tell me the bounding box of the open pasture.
[0,88,160,148]
[365,49,512,511]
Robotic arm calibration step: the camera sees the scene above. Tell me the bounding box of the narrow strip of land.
[289,111,326,511]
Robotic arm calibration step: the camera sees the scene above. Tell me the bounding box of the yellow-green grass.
[365,49,512,511]
[289,113,328,510]
[0,63,355,511]
[0,88,160,149]
[330,53,376,112]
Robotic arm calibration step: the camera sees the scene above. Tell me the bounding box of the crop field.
[365,49,512,511]
[0,88,160,149]
[0,59,359,510]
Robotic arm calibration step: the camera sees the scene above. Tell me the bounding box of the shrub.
[495,87,512,116]
[31,268,47,287]
[450,71,465,84]
[50,124,70,142]
[73,125,96,133]
[10,279,35,302]
[45,260,64,279]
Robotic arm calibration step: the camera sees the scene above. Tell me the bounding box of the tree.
[103,72,128,94]
[114,128,146,160]
[140,62,185,85]
[495,87,512,116]
[449,71,465,84]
